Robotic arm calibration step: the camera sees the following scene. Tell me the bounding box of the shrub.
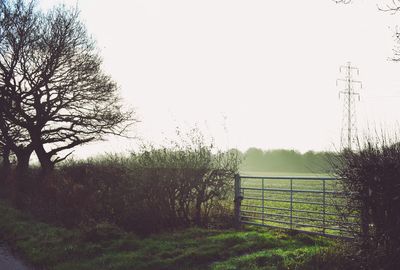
[333,136,400,269]
[9,130,239,235]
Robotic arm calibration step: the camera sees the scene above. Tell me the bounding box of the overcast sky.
[38,0,400,157]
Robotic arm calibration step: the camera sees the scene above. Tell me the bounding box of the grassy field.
[0,201,343,270]
[237,171,357,237]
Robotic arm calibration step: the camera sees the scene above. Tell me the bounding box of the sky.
[38,0,400,157]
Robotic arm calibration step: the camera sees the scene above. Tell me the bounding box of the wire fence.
[234,175,359,238]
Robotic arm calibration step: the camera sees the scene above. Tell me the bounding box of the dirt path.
[0,243,33,270]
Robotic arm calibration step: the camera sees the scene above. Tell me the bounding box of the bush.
[8,131,239,235]
[333,137,400,269]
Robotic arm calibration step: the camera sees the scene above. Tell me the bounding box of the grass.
[0,201,339,270]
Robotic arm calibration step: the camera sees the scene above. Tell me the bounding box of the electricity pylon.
[337,62,362,150]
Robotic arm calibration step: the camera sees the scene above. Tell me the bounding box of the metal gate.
[234,175,359,237]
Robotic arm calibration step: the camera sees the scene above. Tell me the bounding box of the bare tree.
[333,0,400,61]
[0,0,135,172]
[333,0,400,13]
[378,0,400,13]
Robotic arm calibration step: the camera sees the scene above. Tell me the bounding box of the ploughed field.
[239,172,359,237]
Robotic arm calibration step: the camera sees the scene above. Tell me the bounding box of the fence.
[234,175,359,238]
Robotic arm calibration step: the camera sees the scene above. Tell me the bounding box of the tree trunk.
[194,200,202,226]
[13,147,33,208]
[14,146,33,190]
[2,147,10,166]
[15,148,32,174]
[194,191,205,226]
[0,146,11,187]
[35,145,54,173]
[1,146,11,172]
[31,131,54,173]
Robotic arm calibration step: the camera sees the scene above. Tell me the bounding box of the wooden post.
[234,174,242,229]
[322,180,326,235]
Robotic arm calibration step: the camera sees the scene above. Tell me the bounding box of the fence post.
[262,178,265,225]
[234,174,242,229]
[290,178,293,230]
[322,180,326,235]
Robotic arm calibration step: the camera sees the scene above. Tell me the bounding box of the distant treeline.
[234,148,336,174]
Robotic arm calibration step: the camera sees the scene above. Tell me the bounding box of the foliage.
[332,136,400,269]
[0,201,338,270]
[6,130,239,234]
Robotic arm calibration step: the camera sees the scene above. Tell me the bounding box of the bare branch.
[332,0,352,4]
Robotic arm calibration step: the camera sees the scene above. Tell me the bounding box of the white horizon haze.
[35,0,400,158]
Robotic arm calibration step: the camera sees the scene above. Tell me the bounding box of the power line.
[337,62,362,150]
[362,95,400,99]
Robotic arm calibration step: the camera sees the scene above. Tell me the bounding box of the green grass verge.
[0,202,342,270]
